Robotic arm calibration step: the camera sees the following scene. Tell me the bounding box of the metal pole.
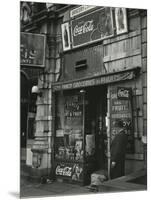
[107,86,111,180]
[80,89,86,184]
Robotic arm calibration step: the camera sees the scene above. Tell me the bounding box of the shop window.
[55,93,84,162]
[55,87,107,164]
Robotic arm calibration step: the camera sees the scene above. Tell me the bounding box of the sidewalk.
[20,162,147,198]
[20,177,93,198]
[20,161,94,198]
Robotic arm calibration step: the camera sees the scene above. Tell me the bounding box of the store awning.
[52,67,140,91]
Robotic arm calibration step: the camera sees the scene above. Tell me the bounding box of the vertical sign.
[110,87,134,153]
[61,22,71,51]
[115,8,128,35]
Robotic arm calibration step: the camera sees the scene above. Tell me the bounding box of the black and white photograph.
[19,1,148,199]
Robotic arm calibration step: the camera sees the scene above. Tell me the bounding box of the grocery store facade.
[20,2,147,185]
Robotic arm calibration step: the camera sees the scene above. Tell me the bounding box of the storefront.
[53,86,107,184]
[52,66,139,184]
[48,5,147,185]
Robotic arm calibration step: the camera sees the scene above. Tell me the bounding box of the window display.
[54,87,108,184]
[55,93,84,163]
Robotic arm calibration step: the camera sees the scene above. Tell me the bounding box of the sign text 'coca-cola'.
[71,7,114,48]
[117,87,132,99]
[56,164,72,177]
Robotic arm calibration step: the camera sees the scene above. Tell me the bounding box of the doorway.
[85,85,108,171]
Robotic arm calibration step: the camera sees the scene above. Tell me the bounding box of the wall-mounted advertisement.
[55,162,83,181]
[110,86,134,153]
[21,32,46,67]
[61,22,71,51]
[71,7,114,48]
[115,8,128,35]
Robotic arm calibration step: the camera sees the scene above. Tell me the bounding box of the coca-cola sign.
[55,164,72,177]
[73,20,94,37]
[55,163,83,181]
[71,7,114,48]
[117,87,132,99]
[61,22,71,51]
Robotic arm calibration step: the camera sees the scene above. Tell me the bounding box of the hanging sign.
[71,7,114,48]
[20,32,46,67]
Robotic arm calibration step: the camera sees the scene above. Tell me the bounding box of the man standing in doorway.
[110,120,129,179]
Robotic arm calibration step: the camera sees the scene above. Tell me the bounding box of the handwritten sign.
[72,163,83,181]
[21,32,45,67]
[64,94,83,130]
[110,87,134,153]
[71,7,114,48]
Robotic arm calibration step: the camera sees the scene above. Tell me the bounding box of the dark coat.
[110,130,128,179]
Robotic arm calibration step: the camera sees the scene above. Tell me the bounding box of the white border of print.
[115,8,128,35]
[1,1,150,200]
[61,22,71,51]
